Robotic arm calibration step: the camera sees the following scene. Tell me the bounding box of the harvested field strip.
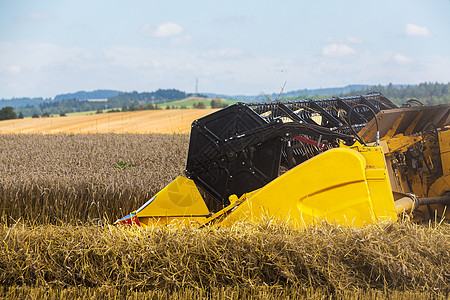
[0,109,217,134]
[1,286,446,300]
[0,134,188,224]
[0,222,449,294]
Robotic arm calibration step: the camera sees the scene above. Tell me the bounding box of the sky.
[0,0,449,99]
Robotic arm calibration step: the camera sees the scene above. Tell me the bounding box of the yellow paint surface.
[0,109,218,134]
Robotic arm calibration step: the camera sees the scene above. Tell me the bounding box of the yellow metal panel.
[345,143,398,221]
[404,111,423,135]
[138,216,210,227]
[216,147,397,228]
[384,112,404,138]
[439,130,450,176]
[136,176,209,218]
[384,134,421,154]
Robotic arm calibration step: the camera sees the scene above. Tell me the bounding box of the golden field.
[0,122,449,298]
[0,109,218,134]
[0,133,449,299]
[1,221,449,299]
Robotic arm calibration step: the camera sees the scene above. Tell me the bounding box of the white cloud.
[346,36,363,44]
[152,22,184,38]
[214,15,248,25]
[201,48,244,60]
[322,43,356,57]
[14,12,52,22]
[326,36,362,44]
[1,40,449,99]
[170,34,192,46]
[404,24,430,37]
[8,65,21,74]
[178,63,196,71]
[0,42,81,70]
[27,12,51,21]
[139,24,152,37]
[393,53,413,64]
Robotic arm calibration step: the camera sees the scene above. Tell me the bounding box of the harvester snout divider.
[116,93,450,228]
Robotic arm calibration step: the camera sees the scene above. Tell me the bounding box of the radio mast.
[195,78,198,96]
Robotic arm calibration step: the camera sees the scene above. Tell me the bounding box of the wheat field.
[0,133,449,299]
[0,109,217,134]
[0,133,188,224]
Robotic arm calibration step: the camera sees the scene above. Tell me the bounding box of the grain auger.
[116,92,450,227]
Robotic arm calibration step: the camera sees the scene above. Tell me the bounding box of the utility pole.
[195,78,198,96]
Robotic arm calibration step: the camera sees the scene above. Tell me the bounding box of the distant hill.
[12,89,207,117]
[204,84,411,102]
[0,90,122,110]
[2,83,449,117]
[280,85,373,98]
[54,90,121,101]
[336,82,450,106]
[0,97,50,109]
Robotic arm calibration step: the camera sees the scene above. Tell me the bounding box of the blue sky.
[0,0,449,98]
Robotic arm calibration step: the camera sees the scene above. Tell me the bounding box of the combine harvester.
[116,93,450,227]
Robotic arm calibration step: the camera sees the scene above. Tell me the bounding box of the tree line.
[1,98,225,120]
[1,83,449,120]
[338,82,450,106]
[0,107,18,121]
[12,89,207,117]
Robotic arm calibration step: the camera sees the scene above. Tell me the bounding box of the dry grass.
[0,221,449,296]
[0,133,449,298]
[0,134,188,224]
[1,286,446,300]
[0,109,217,134]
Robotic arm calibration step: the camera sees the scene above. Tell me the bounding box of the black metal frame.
[185,93,396,207]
